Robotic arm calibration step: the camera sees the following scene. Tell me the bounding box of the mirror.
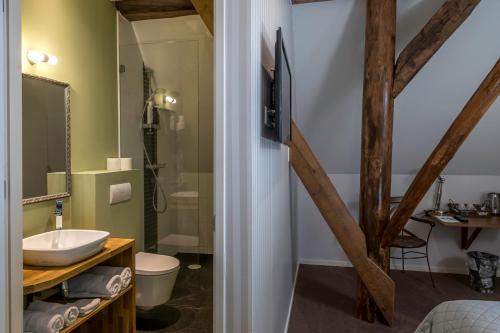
[22,74,71,204]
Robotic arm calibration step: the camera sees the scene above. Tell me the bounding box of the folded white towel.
[24,310,64,333]
[67,273,122,299]
[28,300,79,327]
[88,266,132,290]
[70,298,101,317]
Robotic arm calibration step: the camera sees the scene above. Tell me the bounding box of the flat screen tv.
[271,28,292,143]
[274,28,292,143]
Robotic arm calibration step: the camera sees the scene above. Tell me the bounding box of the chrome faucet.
[51,200,64,250]
[55,200,63,230]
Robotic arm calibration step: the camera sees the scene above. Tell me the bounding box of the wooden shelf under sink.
[24,238,136,333]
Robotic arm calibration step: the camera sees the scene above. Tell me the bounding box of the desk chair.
[389,196,436,288]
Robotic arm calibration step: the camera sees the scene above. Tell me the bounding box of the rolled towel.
[24,310,64,333]
[27,300,79,327]
[70,298,101,317]
[88,266,132,290]
[67,273,122,299]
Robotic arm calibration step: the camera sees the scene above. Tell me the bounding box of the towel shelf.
[23,238,136,333]
[59,285,133,333]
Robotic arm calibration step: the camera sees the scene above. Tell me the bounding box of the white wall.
[217,0,296,330]
[298,174,500,273]
[293,0,500,273]
[292,0,500,175]
[250,0,296,332]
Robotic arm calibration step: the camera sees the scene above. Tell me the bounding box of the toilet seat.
[136,252,180,276]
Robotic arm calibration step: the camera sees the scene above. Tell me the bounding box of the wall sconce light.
[27,50,58,65]
[165,96,177,104]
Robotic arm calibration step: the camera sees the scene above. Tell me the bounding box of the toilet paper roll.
[176,115,185,131]
[110,183,132,205]
[107,158,121,171]
[120,158,133,170]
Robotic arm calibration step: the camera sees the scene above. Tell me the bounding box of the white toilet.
[135,252,180,309]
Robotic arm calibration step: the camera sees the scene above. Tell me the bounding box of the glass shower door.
[139,40,201,257]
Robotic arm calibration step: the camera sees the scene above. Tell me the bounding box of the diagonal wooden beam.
[393,0,481,97]
[190,0,213,35]
[382,58,500,247]
[289,121,395,326]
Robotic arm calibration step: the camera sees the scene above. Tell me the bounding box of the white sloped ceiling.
[293,0,500,175]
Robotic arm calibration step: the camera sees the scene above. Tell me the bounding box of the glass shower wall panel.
[139,40,200,256]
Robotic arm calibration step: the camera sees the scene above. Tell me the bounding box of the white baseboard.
[284,263,300,333]
[299,259,353,268]
[298,258,471,275]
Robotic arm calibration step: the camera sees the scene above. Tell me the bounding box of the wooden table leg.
[461,228,482,250]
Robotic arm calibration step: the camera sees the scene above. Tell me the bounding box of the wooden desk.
[415,213,500,250]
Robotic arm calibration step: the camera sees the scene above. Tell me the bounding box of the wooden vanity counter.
[23,238,136,333]
[23,238,134,295]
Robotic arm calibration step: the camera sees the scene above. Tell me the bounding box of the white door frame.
[214,0,226,330]
[214,0,253,332]
[4,0,23,332]
[0,2,9,331]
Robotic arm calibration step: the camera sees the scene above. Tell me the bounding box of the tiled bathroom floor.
[137,253,213,333]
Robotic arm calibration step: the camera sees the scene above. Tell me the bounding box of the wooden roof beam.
[115,0,199,22]
[382,58,500,248]
[393,0,481,97]
[121,9,197,21]
[357,0,396,324]
[190,0,213,35]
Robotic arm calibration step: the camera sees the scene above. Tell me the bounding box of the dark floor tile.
[138,253,213,333]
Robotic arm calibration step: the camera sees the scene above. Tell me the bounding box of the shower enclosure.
[119,21,214,259]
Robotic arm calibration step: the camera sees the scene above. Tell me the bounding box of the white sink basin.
[23,229,110,267]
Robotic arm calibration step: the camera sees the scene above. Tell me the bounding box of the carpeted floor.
[288,265,500,333]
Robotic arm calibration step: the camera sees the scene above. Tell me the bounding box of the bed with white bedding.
[415,300,500,333]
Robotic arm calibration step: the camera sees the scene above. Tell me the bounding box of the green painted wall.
[23,197,72,237]
[22,0,119,236]
[22,0,118,171]
[71,170,143,251]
